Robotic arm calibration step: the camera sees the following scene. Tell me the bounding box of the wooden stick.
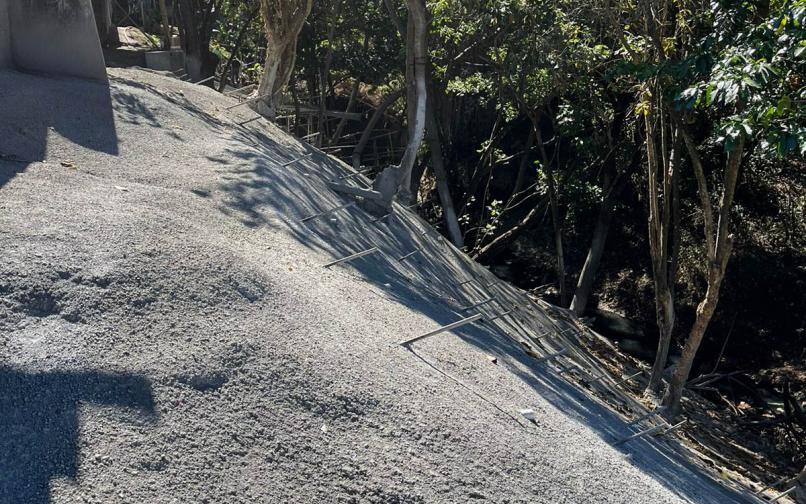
[323,247,379,268]
[399,314,483,346]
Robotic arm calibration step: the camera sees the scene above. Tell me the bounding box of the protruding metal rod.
[225,92,273,110]
[483,308,514,322]
[338,168,372,180]
[323,247,379,268]
[301,201,356,223]
[398,247,423,262]
[613,423,667,446]
[282,153,313,167]
[194,75,216,85]
[224,83,256,96]
[533,330,555,340]
[586,373,608,383]
[659,419,687,436]
[755,475,791,495]
[614,371,643,388]
[627,409,662,427]
[461,296,495,312]
[399,313,483,346]
[534,348,569,364]
[769,486,797,503]
[370,212,393,224]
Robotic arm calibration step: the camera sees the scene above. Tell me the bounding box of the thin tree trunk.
[331,79,359,146]
[352,88,404,170]
[317,1,341,147]
[475,197,549,260]
[512,129,535,196]
[404,10,416,143]
[217,6,258,92]
[531,116,567,307]
[158,0,172,50]
[425,74,463,248]
[570,173,624,315]
[643,102,678,400]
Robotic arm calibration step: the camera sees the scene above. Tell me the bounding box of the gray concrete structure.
[0,0,10,68]
[0,0,106,81]
[144,50,186,73]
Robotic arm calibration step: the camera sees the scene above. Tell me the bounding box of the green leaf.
[704,84,714,106]
[743,77,762,89]
[777,95,792,115]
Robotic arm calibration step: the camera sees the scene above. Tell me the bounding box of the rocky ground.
[0,67,765,503]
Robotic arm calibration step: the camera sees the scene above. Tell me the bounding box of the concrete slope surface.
[0,68,756,504]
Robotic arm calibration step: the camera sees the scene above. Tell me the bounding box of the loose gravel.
[0,68,755,504]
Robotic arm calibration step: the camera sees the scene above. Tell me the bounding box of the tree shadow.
[0,69,118,189]
[0,367,156,503]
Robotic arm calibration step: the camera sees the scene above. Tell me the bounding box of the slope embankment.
[0,68,756,503]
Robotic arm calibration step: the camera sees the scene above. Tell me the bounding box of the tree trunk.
[254,41,291,117]
[570,173,623,315]
[352,88,404,170]
[396,0,428,204]
[663,137,745,419]
[253,0,313,118]
[331,79,359,146]
[158,0,172,50]
[642,101,679,400]
[178,0,219,82]
[425,75,463,248]
[92,0,117,46]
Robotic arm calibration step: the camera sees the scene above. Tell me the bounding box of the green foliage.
[671,0,806,156]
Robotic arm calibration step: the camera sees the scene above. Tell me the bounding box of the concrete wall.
[3,0,106,81]
[0,0,11,69]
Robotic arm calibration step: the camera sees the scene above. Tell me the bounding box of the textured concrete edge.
[0,0,107,81]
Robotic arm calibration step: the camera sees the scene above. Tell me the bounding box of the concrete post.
[1,0,107,81]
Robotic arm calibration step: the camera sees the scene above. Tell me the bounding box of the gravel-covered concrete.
[0,68,756,504]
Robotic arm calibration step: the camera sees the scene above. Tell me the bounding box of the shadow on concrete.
[206,114,757,503]
[0,69,118,189]
[0,367,156,503]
